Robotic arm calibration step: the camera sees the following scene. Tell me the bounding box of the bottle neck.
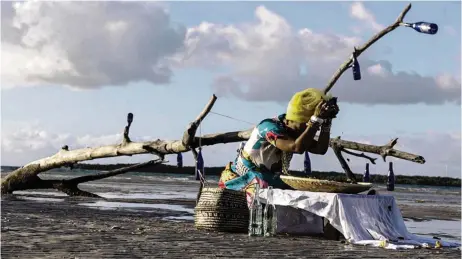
[400,22,412,27]
[267,187,273,205]
[254,184,261,204]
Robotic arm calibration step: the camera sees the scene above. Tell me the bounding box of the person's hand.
[314,101,331,119]
[325,101,339,119]
[314,100,340,119]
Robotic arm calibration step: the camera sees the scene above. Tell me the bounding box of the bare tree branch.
[182,94,217,149]
[19,160,165,197]
[342,149,378,164]
[323,3,412,94]
[68,159,164,185]
[330,140,358,183]
[329,137,424,164]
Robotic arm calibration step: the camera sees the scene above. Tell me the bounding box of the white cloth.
[259,189,461,249]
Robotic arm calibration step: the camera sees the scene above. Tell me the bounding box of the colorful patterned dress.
[218,114,294,204]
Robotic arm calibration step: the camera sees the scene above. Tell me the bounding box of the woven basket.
[194,187,249,233]
[280,175,372,194]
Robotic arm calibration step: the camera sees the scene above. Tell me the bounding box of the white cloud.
[1,1,186,89]
[349,2,384,32]
[180,6,460,105]
[1,2,460,105]
[2,122,460,178]
[367,63,390,78]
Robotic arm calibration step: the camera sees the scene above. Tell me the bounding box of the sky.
[1,1,461,178]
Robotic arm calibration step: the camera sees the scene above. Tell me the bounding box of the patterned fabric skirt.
[218,162,292,206]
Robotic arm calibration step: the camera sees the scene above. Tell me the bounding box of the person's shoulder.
[257,114,286,133]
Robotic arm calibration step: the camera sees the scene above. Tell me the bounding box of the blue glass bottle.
[177,153,183,168]
[387,162,395,191]
[304,151,312,175]
[127,113,134,124]
[195,148,204,181]
[363,163,370,183]
[404,22,438,35]
[352,54,361,80]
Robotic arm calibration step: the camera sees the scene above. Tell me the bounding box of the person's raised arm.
[308,99,339,155]
[308,119,331,155]
[274,118,322,154]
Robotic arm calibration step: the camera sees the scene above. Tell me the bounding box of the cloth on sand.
[258,188,461,250]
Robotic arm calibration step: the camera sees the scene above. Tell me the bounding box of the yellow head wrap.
[286,88,330,123]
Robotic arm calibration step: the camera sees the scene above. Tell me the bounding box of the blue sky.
[1,1,461,178]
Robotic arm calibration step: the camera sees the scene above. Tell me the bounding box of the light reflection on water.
[97,192,197,200]
[78,200,195,214]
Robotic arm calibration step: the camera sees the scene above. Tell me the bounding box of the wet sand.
[1,194,461,259]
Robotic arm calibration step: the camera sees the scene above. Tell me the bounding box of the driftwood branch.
[323,3,412,94]
[17,160,165,197]
[342,149,378,164]
[329,136,424,183]
[331,145,357,183]
[1,95,221,195]
[67,159,164,185]
[329,137,424,164]
[182,94,217,149]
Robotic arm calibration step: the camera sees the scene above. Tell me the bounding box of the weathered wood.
[323,3,412,94]
[182,94,217,149]
[331,144,357,183]
[341,149,378,165]
[1,125,424,194]
[329,137,425,164]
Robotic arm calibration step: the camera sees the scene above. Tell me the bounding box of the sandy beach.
[1,171,461,258]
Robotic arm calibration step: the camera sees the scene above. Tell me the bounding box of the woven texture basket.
[280,175,372,194]
[194,187,249,233]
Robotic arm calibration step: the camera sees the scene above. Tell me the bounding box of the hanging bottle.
[352,53,361,81]
[402,22,438,35]
[195,148,204,181]
[248,183,263,236]
[263,186,278,237]
[387,162,395,191]
[127,113,134,124]
[363,163,370,182]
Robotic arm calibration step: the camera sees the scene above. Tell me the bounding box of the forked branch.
[323,3,412,94]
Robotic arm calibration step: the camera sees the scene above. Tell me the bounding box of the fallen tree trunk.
[1,116,425,194]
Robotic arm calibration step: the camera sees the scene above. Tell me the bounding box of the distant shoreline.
[2,164,460,187]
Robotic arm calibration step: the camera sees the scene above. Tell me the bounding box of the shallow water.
[404,219,461,243]
[97,191,197,200]
[78,200,194,214]
[15,196,66,202]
